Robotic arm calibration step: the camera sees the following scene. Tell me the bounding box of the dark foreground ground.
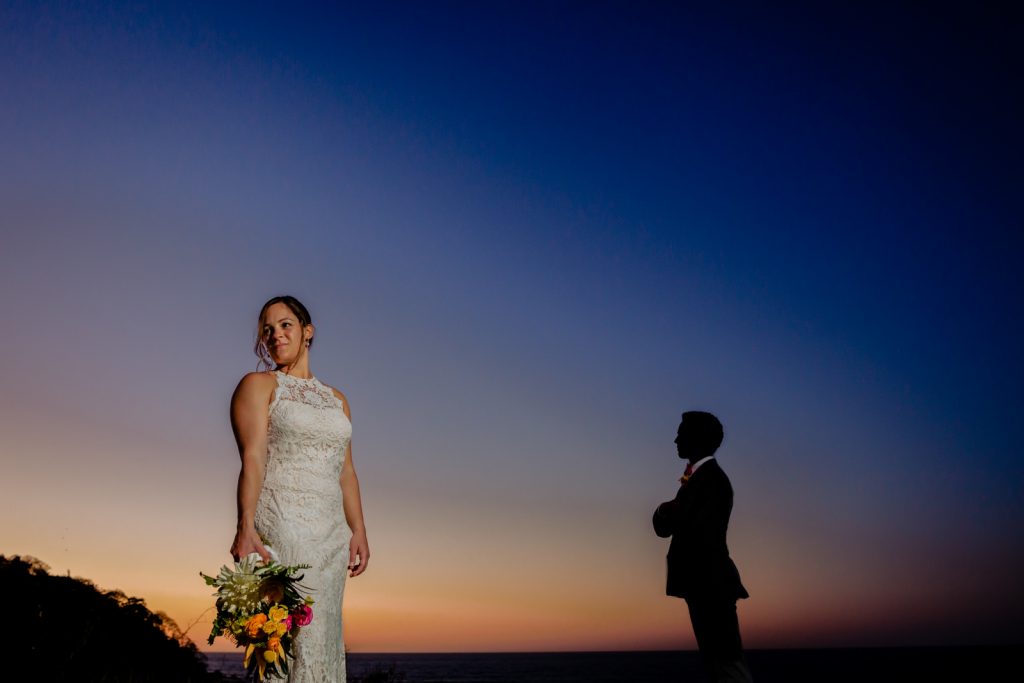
[206,645,1022,682]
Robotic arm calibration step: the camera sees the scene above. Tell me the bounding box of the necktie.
[681,462,694,484]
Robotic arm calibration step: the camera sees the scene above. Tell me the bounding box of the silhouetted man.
[653,411,752,682]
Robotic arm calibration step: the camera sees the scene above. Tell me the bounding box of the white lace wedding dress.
[254,370,353,682]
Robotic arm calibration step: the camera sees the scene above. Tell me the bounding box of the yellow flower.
[267,636,287,666]
[263,620,281,635]
[264,649,278,663]
[244,643,256,668]
[275,622,288,637]
[268,605,289,622]
[246,613,268,638]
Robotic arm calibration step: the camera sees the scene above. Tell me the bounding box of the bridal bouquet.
[200,551,315,680]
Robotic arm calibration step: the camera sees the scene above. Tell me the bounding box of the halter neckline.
[274,369,317,383]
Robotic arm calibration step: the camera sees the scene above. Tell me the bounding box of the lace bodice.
[271,371,347,410]
[254,369,352,682]
[265,371,352,494]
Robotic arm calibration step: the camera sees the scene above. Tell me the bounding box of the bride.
[229,295,369,682]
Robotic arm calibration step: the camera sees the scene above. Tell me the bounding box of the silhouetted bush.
[6,554,237,682]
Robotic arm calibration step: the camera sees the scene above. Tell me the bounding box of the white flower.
[206,550,284,614]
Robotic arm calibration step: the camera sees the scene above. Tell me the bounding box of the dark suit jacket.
[653,459,749,602]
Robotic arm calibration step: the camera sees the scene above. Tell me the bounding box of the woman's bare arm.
[334,388,370,577]
[229,372,275,561]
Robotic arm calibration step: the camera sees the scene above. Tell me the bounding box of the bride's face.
[262,302,313,365]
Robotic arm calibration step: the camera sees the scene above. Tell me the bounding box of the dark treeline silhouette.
[6,554,238,682]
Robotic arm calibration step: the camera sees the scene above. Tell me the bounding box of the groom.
[653,411,753,682]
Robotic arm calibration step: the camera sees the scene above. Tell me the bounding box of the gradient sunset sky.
[1,1,1021,652]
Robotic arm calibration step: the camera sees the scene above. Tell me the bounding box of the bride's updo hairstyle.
[254,295,314,371]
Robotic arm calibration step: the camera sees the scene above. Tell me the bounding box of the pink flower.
[293,605,313,627]
[283,615,293,630]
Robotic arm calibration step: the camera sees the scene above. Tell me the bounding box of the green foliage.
[6,554,238,682]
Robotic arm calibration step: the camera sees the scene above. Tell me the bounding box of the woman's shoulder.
[233,370,278,397]
[229,372,277,414]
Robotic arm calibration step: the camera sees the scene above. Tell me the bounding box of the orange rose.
[245,613,268,638]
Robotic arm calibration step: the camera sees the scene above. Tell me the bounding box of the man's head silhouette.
[674,411,724,463]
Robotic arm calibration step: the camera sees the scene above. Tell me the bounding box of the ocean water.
[202,646,1019,682]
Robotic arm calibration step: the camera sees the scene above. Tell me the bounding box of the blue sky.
[1,1,1021,649]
